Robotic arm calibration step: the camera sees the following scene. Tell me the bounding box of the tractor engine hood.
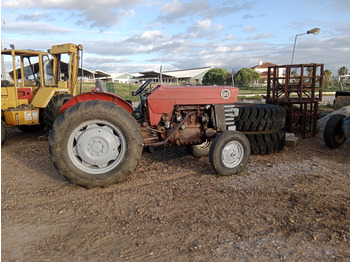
[147,85,239,125]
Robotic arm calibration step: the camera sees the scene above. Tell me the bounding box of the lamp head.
[307,28,320,35]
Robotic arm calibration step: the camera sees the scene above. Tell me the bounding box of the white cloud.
[187,19,211,38]
[16,11,51,22]
[215,46,232,53]
[247,33,273,40]
[3,0,143,28]
[222,34,236,41]
[185,19,224,39]
[156,0,253,23]
[242,14,254,19]
[126,30,165,44]
[233,46,244,52]
[2,21,76,34]
[244,26,256,32]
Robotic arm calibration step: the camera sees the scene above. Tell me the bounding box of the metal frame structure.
[266,63,324,138]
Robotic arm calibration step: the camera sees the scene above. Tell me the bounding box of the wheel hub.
[222,141,243,168]
[76,126,120,166]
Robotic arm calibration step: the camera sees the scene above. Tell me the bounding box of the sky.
[1,0,350,76]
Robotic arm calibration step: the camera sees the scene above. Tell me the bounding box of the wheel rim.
[335,132,345,143]
[68,120,125,174]
[221,141,244,168]
[197,140,211,150]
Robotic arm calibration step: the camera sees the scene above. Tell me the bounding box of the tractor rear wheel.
[49,100,143,188]
[44,93,73,129]
[209,131,250,176]
[324,114,346,149]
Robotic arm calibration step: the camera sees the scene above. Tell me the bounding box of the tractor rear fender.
[59,92,133,115]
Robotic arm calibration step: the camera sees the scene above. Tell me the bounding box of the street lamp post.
[291,28,320,65]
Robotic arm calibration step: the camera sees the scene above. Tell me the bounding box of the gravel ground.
[1,127,350,261]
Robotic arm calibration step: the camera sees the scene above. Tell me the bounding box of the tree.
[234,68,260,87]
[338,66,348,76]
[338,66,349,90]
[323,69,332,89]
[202,68,230,85]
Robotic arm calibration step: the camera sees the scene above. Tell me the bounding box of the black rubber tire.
[235,104,286,131]
[1,120,8,145]
[49,100,143,188]
[188,140,212,157]
[335,91,350,97]
[1,80,10,87]
[43,93,73,129]
[17,124,45,132]
[245,130,285,155]
[209,131,250,176]
[324,114,347,149]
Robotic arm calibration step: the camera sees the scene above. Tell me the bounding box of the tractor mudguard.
[59,92,133,115]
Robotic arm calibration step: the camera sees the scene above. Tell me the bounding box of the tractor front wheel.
[209,131,250,176]
[49,100,143,188]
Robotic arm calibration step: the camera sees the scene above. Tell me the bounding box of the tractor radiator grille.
[224,104,239,130]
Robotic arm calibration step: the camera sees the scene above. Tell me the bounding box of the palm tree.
[323,69,332,89]
[338,66,348,76]
[338,66,349,90]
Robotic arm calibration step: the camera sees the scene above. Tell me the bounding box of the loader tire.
[17,124,45,132]
[324,114,346,149]
[49,100,143,188]
[235,104,286,131]
[245,130,285,155]
[43,93,73,129]
[1,120,8,145]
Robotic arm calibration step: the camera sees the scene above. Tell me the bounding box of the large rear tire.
[235,104,286,155]
[49,100,143,188]
[324,114,346,149]
[209,131,250,176]
[235,104,286,131]
[44,93,73,129]
[245,130,285,155]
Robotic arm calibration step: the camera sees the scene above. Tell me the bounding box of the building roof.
[164,67,213,78]
[8,60,95,80]
[251,62,277,69]
[140,67,213,79]
[93,69,110,78]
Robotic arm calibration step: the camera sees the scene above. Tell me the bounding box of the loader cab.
[1,43,82,135]
[1,49,53,110]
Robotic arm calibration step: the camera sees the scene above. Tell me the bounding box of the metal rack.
[266,64,324,138]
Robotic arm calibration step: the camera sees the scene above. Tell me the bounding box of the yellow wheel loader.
[1,43,82,144]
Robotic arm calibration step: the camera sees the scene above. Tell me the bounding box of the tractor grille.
[224,104,239,130]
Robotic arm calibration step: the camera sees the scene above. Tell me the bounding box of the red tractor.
[49,79,286,188]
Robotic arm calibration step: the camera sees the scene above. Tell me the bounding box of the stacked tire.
[235,104,286,155]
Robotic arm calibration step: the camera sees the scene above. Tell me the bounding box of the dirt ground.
[1,127,350,261]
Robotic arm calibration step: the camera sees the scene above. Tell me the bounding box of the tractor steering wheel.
[133,78,153,96]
